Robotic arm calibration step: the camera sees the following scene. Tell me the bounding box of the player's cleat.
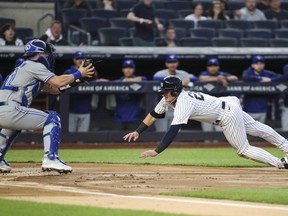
[42,153,72,174]
[281,157,288,169]
[0,159,11,173]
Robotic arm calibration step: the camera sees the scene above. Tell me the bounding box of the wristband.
[139,18,144,24]
[72,71,82,80]
[135,122,148,134]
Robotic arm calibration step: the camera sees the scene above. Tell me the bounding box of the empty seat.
[169,19,195,31]
[212,37,238,47]
[198,20,224,29]
[190,28,217,39]
[269,39,288,47]
[109,17,134,30]
[62,8,87,30]
[98,27,127,46]
[218,29,244,40]
[180,37,211,47]
[274,29,288,39]
[280,20,288,28]
[16,27,33,40]
[174,27,187,39]
[80,17,108,43]
[240,38,269,47]
[228,2,245,10]
[168,1,193,11]
[245,29,273,39]
[281,2,288,10]
[226,20,254,30]
[253,20,279,30]
[155,9,177,20]
[120,9,130,17]
[119,37,133,46]
[177,9,193,19]
[0,17,15,28]
[117,0,137,11]
[91,9,119,19]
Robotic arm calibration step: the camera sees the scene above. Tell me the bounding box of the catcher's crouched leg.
[42,110,72,173]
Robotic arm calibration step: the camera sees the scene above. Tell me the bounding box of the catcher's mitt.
[82,59,97,81]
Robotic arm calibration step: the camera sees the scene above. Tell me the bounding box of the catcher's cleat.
[0,159,11,173]
[281,157,288,169]
[42,153,72,174]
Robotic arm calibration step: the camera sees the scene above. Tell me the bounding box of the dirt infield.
[1,163,288,216]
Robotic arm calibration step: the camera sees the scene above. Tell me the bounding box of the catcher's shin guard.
[0,129,21,161]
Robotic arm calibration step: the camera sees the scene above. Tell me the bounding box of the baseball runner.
[124,75,288,169]
[0,39,95,173]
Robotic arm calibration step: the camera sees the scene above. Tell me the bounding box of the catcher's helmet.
[23,39,46,57]
[158,75,183,97]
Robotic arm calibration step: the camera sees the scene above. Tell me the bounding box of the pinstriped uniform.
[154,90,288,168]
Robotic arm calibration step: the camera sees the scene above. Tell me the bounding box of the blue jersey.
[199,70,232,77]
[64,66,92,114]
[114,75,147,122]
[242,67,283,113]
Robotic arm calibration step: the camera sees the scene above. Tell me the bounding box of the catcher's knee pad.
[43,110,61,155]
[0,130,21,160]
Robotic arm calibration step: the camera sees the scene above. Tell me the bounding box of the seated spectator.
[235,0,267,21]
[96,0,117,11]
[242,55,283,123]
[265,0,288,21]
[156,26,179,47]
[256,0,270,11]
[220,0,228,11]
[114,60,147,130]
[39,20,68,46]
[199,58,238,132]
[0,23,23,46]
[207,1,229,20]
[64,0,91,16]
[127,0,164,47]
[282,64,288,131]
[185,3,207,28]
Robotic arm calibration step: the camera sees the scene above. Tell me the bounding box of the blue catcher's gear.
[45,42,56,71]
[43,110,61,159]
[158,75,183,97]
[23,39,46,57]
[0,130,21,161]
[15,58,24,68]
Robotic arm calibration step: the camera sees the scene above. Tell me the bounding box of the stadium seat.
[212,37,238,47]
[155,9,177,20]
[91,9,119,20]
[109,18,134,30]
[117,0,137,11]
[245,29,273,39]
[0,17,15,28]
[269,39,288,47]
[240,38,269,47]
[80,17,108,44]
[274,29,288,39]
[228,2,245,10]
[177,9,193,19]
[253,20,279,30]
[153,0,169,9]
[119,37,134,46]
[218,29,244,41]
[198,20,225,29]
[280,20,288,28]
[62,9,87,30]
[16,28,33,42]
[195,1,212,11]
[226,20,254,30]
[180,37,211,47]
[281,2,288,10]
[174,27,187,40]
[98,27,127,46]
[190,28,217,39]
[169,19,195,31]
[168,1,193,11]
[120,9,130,17]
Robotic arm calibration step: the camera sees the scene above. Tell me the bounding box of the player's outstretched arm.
[123,113,156,142]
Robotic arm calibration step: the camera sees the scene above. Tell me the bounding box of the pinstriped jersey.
[154,90,224,125]
[0,60,55,107]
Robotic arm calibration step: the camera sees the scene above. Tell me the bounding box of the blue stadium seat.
[274,29,288,39]
[195,1,212,11]
[190,28,217,39]
[98,27,127,46]
[269,39,288,47]
[280,20,288,28]
[80,17,108,43]
[119,37,134,46]
[212,37,238,47]
[177,9,193,19]
[109,17,134,30]
[0,17,15,28]
[240,38,269,47]
[91,9,119,20]
[245,29,273,39]
[174,27,187,40]
[228,2,245,10]
[180,37,211,47]
[117,0,137,11]
[153,0,169,9]
[281,2,288,10]
[16,27,33,42]
[120,9,131,17]
[226,20,254,30]
[253,20,279,30]
[169,19,195,31]
[218,29,244,41]
[155,9,177,20]
[62,8,87,30]
[198,20,225,29]
[168,1,193,11]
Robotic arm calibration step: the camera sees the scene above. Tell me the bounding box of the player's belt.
[0,102,8,106]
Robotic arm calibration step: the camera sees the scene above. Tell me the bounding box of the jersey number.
[189,92,204,101]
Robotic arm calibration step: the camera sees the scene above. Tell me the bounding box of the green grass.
[0,199,193,216]
[163,188,288,205]
[6,148,283,167]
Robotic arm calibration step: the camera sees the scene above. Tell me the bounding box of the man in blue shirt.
[242,55,283,123]
[115,60,147,130]
[64,51,92,132]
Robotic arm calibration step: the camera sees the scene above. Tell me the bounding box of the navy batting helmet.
[158,75,183,97]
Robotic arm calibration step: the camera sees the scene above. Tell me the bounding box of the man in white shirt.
[235,0,267,21]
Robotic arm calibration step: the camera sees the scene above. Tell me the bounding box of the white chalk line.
[0,182,288,211]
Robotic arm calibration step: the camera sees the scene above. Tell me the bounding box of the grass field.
[6,148,284,167]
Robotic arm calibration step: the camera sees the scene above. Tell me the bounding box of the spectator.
[184,3,207,28]
[199,58,238,132]
[64,51,93,132]
[207,1,230,20]
[265,0,288,21]
[220,0,228,11]
[153,54,197,131]
[235,0,267,21]
[242,56,283,123]
[0,23,23,46]
[256,0,270,11]
[282,64,288,131]
[114,60,147,130]
[39,20,68,46]
[156,26,179,47]
[127,0,164,46]
[96,0,117,10]
[64,0,91,16]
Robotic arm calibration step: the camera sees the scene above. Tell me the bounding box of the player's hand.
[78,61,95,78]
[140,150,158,158]
[260,77,271,83]
[217,75,228,87]
[123,131,139,142]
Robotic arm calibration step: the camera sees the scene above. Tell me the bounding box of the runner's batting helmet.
[158,75,183,97]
